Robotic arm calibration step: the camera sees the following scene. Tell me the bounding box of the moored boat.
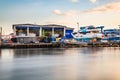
[71,25,104,42]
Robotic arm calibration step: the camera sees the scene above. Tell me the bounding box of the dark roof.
[13,23,74,29]
[42,24,67,28]
[104,29,118,31]
[13,24,41,27]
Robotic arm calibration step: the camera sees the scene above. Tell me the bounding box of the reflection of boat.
[71,26,104,41]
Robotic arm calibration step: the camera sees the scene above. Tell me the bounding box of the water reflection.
[0,48,120,80]
[0,49,1,58]
[0,48,105,59]
[13,48,66,58]
[80,47,104,54]
[0,49,14,60]
[12,48,104,58]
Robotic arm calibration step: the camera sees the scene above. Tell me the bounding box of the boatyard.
[1,1,120,80]
[0,24,120,48]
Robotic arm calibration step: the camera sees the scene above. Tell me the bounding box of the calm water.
[0,47,120,80]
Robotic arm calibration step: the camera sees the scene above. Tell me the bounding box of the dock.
[1,43,60,48]
[1,42,120,48]
[64,42,120,48]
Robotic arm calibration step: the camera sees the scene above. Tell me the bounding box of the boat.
[71,25,104,42]
[103,29,120,42]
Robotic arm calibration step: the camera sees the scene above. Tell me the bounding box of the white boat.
[71,26,104,41]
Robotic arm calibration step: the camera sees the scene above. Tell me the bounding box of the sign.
[65,30,73,39]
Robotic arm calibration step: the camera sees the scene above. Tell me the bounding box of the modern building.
[12,24,74,43]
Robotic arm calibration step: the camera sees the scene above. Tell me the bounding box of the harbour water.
[0,47,120,80]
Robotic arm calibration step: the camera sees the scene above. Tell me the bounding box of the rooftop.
[13,24,74,29]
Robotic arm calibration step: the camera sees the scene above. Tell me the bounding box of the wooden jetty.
[1,43,60,48]
[0,42,120,48]
[63,42,120,48]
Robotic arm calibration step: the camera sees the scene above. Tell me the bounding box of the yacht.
[71,25,104,41]
[103,29,120,42]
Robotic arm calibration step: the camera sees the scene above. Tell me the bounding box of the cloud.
[84,2,120,13]
[70,0,79,3]
[53,9,78,16]
[65,10,78,16]
[90,0,97,3]
[70,0,97,3]
[53,9,63,15]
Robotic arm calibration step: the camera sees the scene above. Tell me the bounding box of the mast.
[77,22,79,32]
[77,22,80,41]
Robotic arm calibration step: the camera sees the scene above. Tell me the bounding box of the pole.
[77,22,80,41]
[77,22,79,32]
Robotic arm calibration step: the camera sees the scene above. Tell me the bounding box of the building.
[0,27,2,45]
[104,29,120,42]
[12,24,74,43]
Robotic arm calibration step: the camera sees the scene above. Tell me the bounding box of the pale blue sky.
[0,0,120,34]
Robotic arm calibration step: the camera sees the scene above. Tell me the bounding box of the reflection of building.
[13,24,74,43]
[0,49,1,58]
[0,27,2,45]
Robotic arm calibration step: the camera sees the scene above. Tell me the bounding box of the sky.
[0,0,120,34]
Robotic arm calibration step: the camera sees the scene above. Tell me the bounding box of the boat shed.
[12,24,74,43]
